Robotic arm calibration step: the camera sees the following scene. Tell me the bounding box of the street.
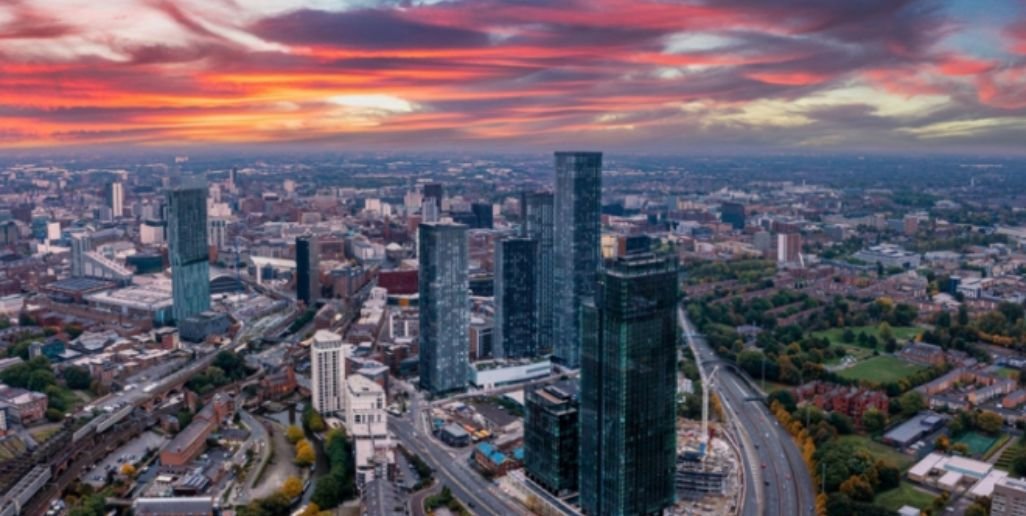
[680,306,817,516]
[388,382,523,516]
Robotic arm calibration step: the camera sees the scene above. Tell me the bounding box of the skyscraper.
[579,252,678,516]
[553,151,602,368]
[107,181,124,218]
[720,201,745,230]
[471,202,494,229]
[167,181,210,322]
[423,183,443,210]
[296,236,320,307]
[524,191,554,354]
[310,329,349,414]
[69,232,91,278]
[418,222,469,395]
[525,381,579,497]
[494,237,539,358]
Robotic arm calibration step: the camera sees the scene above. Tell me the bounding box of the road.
[680,307,816,516]
[388,383,522,516]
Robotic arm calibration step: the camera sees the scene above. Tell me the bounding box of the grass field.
[813,326,922,347]
[997,367,1020,380]
[996,442,1025,470]
[825,344,875,365]
[837,355,926,384]
[954,431,999,457]
[985,433,1013,460]
[875,482,936,511]
[836,435,915,470]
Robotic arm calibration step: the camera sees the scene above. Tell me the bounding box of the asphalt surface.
[388,384,522,516]
[680,307,817,516]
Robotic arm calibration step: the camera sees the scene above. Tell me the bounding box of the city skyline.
[1,0,1025,154]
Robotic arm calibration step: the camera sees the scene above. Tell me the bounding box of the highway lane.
[680,307,816,516]
[389,387,522,516]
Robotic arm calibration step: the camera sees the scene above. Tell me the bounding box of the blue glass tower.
[167,182,210,323]
[495,237,539,358]
[553,151,602,368]
[418,221,469,394]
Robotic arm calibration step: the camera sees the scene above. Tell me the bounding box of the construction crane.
[699,365,720,457]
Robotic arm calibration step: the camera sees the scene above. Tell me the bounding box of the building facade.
[553,152,602,368]
[993,477,1026,516]
[296,236,320,307]
[524,191,555,354]
[579,253,678,516]
[167,182,210,322]
[418,222,469,394]
[525,382,579,496]
[107,181,124,218]
[310,330,349,414]
[495,237,539,358]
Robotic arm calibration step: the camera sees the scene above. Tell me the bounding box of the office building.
[107,181,124,218]
[579,253,678,515]
[553,151,602,368]
[167,182,210,322]
[70,232,91,277]
[494,238,538,358]
[523,191,554,354]
[296,236,320,307]
[423,183,443,211]
[208,218,227,250]
[471,202,494,229]
[524,381,579,496]
[418,222,469,395]
[310,330,349,414]
[720,202,745,230]
[993,477,1026,515]
[777,233,802,264]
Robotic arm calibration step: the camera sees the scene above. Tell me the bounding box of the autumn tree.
[281,476,303,499]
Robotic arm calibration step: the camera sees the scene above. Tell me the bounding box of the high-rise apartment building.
[167,181,210,322]
[992,477,1026,516]
[310,330,349,414]
[107,181,124,218]
[495,237,539,358]
[579,253,678,516]
[208,218,227,250]
[418,222,469,394]
[296,236,320,307]
[524,381,579,496]
[524,191,554,354]
[777,232,802,264]
[553,151,602,368]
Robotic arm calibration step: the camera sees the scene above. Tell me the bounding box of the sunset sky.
[2,0,1026,153]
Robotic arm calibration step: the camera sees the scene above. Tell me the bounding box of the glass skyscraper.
[553,151,602,368]
[296,235,319,307]
[494,237,539,358]
[579,252,678,516]
[167,181,210,323]
[418,221,469,395]
[525,380,579,497]
[524,191,554,354]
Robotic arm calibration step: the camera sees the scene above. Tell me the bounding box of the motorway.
[680,307,816,516]
[388,382,522,516]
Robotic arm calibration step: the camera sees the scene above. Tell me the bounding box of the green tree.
[898,391,924,418]
[977,411,1004,435]
[839,475,874,502]
[286,425,304,444]
[861,409,886,434]
[63,366,92,390]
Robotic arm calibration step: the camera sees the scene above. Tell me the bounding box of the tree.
[828,412,853,435]
[861,409,886,434]
[952,443,970,456]
[1012,448,1026,477]
[296,503,320,516]
[935,435,950,452]
[899,391,924,418]
[120,463,136,477]
[63,366,92,390]
[281,476,303,500]
[977,411,1004,435]
[842,328,856,343]
[295,439,315,467]
[958,304,970,326]
[878,322,893,343]
[839,475,874,502]
[965,502,988,516]
[286,425,304,444]
[931,491,950,514]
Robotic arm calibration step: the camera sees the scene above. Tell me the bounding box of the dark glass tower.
[579,253,678,516]
[720,202,745,230]
[524,191,554,354]
[471,202,494,229]
[167,182,210,323]
[525,381,579,497]
[296,236,319,306]
[494,237,539,358]
[418,222,469,395]
[553,151,602,368]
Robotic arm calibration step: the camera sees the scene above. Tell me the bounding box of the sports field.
[837,355,926,384]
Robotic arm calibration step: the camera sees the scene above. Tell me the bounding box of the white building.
[310,330,350,415]
[140,220,165,245]
[470,359,552,389]
[208,218,228,250]
[344,375,393,485]
[109,181,124,218]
